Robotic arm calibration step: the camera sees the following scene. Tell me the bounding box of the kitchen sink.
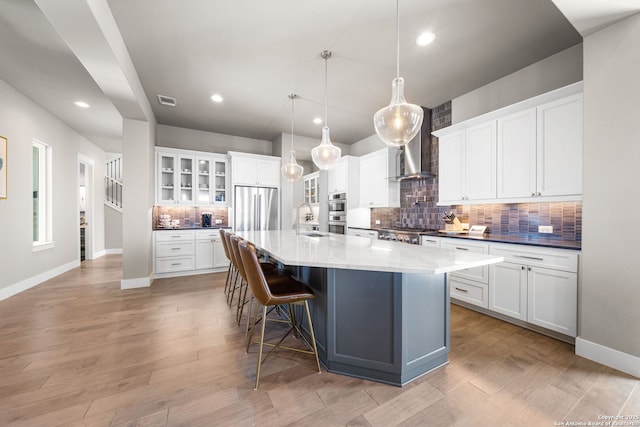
[301,232,327,238]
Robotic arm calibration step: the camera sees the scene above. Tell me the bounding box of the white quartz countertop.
[236,230,503,274]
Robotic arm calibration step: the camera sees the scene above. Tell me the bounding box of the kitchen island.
[236,230,503,386]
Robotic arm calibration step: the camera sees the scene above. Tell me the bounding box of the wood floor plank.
[0,255,637,426]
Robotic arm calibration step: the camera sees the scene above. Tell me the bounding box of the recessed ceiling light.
[313,117,323,125]
[416,32,436,46]
[74,101,90,108]
[211,94,223,103]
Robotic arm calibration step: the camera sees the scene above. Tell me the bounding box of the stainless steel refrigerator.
[234,186,279,231]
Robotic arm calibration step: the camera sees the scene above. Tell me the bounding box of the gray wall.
[104,206,122,251]
[349,133,387,157]
[452,44,583,123]
[0,77,106,295]
[156,124,272,155]
[581,14,640,358]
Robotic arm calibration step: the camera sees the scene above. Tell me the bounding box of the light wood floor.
[1,255,638,426]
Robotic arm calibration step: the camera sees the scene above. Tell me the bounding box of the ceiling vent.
[157,94,177,107]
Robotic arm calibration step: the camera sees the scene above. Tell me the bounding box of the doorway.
[78,155,94,262]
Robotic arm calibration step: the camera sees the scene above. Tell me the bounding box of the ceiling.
[0,1,637,155]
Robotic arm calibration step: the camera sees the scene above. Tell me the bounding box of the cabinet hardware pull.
[454,287,469,293]
[171,263,181,266]
[528,267,532,271]
[171,235,181,238]
[455,247,469,251]
[171,248,180,251]
[514,255,544,261]
[521,266,525,270]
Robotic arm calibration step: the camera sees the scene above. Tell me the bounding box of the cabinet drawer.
[155,230,196,242]
[195,230,221,240]
[489,244,578,272]
[156,256,195,273]
[156,241,195,257]
[441,239,489,283]
[450,276,488,309]
[420,236,442,247]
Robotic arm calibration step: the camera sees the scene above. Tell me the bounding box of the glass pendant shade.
[281,150,304,182]
[311,126,341,170]
[374,77,424,147]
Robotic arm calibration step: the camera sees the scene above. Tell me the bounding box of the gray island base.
[294,267,449,386]
[236,230,502,386]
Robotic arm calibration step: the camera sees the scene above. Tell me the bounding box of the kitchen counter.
[236,230,502,274]
[348,227,581,250]
[153,226,231,231]
[236,229,502,386]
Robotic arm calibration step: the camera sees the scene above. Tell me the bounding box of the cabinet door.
[328,159,348,194]
[196,157,212,204]
[536,94,583,197]
[257,159,280,187]
[157,153,177,204]
[527,267,577,336]
[213,238,229,268]
[232,157,258,185]
[465,122,496,200]
[489,262,527,321]
[438,131,465,203]
[195,239,214,269]
[213,160,228,204]
[497,109,536,198]
[177,155,195,204]
[359,150,385,206]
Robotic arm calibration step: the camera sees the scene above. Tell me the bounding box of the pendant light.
[311,50,341,170]
[373,0,424,147]
[281,93,304,182]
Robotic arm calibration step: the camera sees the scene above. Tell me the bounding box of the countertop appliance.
[201,212,212,227]
[234,185,278,231]
[376,228,438,245]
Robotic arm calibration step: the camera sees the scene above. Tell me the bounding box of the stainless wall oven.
[328,192,347,234]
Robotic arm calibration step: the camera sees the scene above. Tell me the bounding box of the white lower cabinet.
[195,230,229,269]
[155,229,229,276]
[489,244,578,337]
[489,261,528,321]
[441,239,490,309]
[450,276,488,309]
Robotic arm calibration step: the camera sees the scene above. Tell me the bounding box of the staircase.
[105,156,122,211]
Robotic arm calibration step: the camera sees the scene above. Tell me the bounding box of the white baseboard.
[104,248,123,255]
[121,275,153,289]
[0,260,80,301]
[576,337,640,378]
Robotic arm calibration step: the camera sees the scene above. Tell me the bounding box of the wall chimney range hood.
[397,106,435,180]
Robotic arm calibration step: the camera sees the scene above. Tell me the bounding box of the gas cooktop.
[376,228,439,244]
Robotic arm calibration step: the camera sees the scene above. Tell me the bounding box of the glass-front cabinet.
[304,172,319,204]
[156,148,227,205]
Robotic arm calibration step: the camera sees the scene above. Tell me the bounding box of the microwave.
[328,192,347,214]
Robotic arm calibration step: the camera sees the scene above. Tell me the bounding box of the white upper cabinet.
[327,156,360,208]
[497,108,537,199]
[438,121,496,204]
[156,148,228,206]
[229,152,280,187]
[435,82,583,205]
[536,93,583,197]
[303,172,319,204]
[157,151,195,205]
[359,148,400,208]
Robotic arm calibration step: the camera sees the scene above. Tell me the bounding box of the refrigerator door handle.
[253,194,258,230]
[257,194,262,230]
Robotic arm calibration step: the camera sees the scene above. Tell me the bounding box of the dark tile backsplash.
[153,205,228,229]
[370,101,582,242]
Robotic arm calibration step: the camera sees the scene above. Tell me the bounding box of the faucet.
[296,202,314,235]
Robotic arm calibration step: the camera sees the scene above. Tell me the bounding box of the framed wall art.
[0,135,6,199]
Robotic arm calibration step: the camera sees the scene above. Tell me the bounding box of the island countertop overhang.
[236,230,503,274]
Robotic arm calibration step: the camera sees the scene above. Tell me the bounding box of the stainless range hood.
[397,106,435,180]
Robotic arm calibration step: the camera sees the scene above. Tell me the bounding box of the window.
[33,139,53,250]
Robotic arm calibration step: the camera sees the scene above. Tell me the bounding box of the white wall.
[0,78,106,298]
[579,13,640,370]
[104,206,122,251]
[452,44,583,123]
[157,124,273,155]
[348,133,387,157]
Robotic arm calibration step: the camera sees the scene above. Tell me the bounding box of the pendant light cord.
[396,0,400,79]
[290,95,295,151]
[324,55,329,127]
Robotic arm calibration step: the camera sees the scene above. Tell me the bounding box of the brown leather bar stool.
[229,234,287,326]
[223,231,241,307]
[218,229,235,299]
[238,240,321,390]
